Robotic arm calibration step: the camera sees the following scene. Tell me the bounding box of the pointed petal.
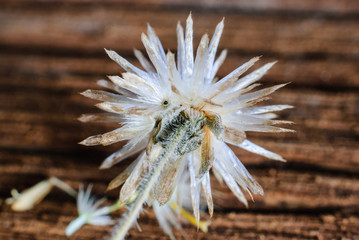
[239,139,286,162]
[204,18,224,84]
[153,203,177,240]
[188,152,201,227]
[154,157,185,205]
[95,102,145,115]
[105,48,147,78]
[107,156,142,191]
[119,153,146,203]
[100,137,148,169]
[192,34,209,89]
[197,127,214,179]
[241,104,294,115]
[80,89,128,102]
[184,14,194,79]
[237,124,295,133]
[223,126,246,146]
[147,24,166,61]
[213,160,248,206]
[141,33,168,82]
[176,22,185,77]
[97,79,135,96]
[236,83,289,105]
[78,113,123,123]
[79,127,134,146]
[230,61,277,93]
[201,171,214,217]
[207,56,261,99]
[209,49,227,82]
[134,49,155,73]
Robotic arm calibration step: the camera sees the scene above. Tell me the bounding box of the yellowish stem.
[169,202,210,233]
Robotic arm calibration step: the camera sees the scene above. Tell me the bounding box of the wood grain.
[0,1,358,239]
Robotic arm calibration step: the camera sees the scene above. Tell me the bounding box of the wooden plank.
[1,151,359,211]
[2,0,359,14]
[0,8,358,58]
[0,188,358,240]
[1,54,358,88]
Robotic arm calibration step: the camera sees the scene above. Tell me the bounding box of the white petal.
[213,160,248,206]
[153,203,176,240]
[206,56,261,99]
[184,14,194,80]
[201,171,214,217]
[134,49,155,73]
[66,215,87,236]
[204,18,224,84]
[176,22,185,78]
[188,152,201,227]
[241,104,294,115]
[238,139,286,162]
[229,61,277,93]
[105,48,148,78]
[209,49,227,83]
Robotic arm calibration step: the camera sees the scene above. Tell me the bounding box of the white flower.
[80,14,293,240]
[66,184,114,236]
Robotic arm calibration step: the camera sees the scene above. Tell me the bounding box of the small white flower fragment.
[66,184,115,236]
[6,177,76,211]
[80,13,294,240]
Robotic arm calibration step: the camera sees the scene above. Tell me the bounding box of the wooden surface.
[0,1,358,239]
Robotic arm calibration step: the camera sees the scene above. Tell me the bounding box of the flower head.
[80,13,293,239]
[66,184,114,236]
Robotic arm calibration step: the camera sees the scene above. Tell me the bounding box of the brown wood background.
[0,1,358,239]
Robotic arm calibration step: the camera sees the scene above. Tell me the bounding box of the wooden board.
[0,1,358,239]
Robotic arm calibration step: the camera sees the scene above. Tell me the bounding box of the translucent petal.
[184,14,194,80]
[141,33,169,83]
[197,127,214,179]
[100,138,148,169]
[213,160,248,206]
[154,156,185,205]
[80,89,129,103]
[201,171,214,217]
[134,49,155,73]
[238,139,286,162]
[241,104,294,115]
[192,34,209,89]
[107,156,142,190]
[78,113,123,123]
[188,152,201,227]
[206,56,261,99]
[229,61,277,93]
[96,79,135,96]
[209,49,227,83]
[105,48,148,78]
[204,18,224,84]
[79,128,131,146]
[223,126,246,146]
[231,83,288,106]
[153,203,177,240]
[119,153,147,203]
[176,22,185,78]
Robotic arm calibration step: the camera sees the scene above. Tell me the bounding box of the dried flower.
[80,13,293,240]
[6,177,76,211]
[66,184,115,236]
